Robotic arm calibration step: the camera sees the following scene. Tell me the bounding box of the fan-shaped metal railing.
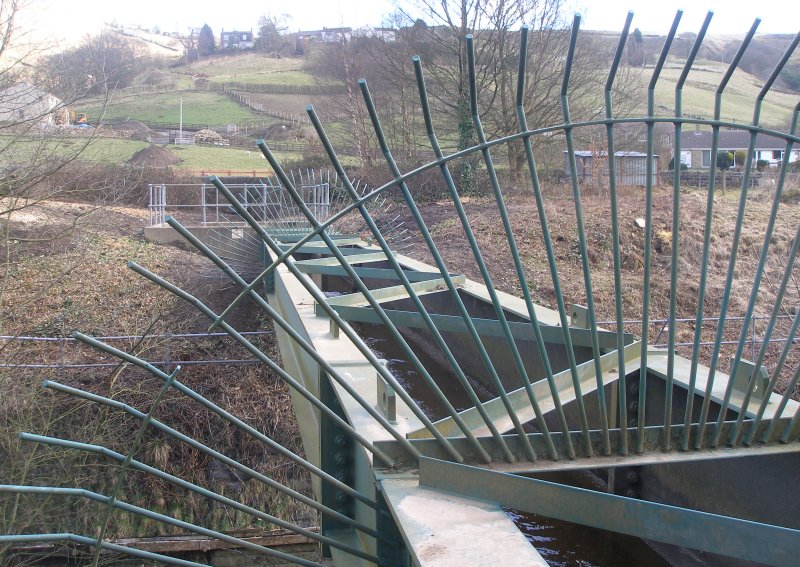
[3,10,800,567]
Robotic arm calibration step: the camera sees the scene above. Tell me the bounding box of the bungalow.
[354,27,397,41]
[678,130,799,168]
[296,29,323,42]
[295,27,353,54]
[0,82,61,125]
[297,27,353,43]
[220,29,254,49]
[320,27,352,42]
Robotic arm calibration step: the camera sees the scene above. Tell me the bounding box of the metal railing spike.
[561,13,612,455]
[6,13,800,565]
[603,10,634,455]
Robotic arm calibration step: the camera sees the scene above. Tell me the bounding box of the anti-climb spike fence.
[3,10,800,567]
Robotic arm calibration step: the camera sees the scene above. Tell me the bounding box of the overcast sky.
[22,0,800,45]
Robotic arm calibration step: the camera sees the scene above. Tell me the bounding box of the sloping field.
[644,58,796,128]
[0,133,149,165]
[85,91,265,125]
[187,54,314,87]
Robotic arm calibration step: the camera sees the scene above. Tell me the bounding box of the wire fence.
[1,331,275,370]
[596,313,797,375]
[5,315,795,372]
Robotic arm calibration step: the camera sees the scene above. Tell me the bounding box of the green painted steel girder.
[277,244,385,256]
[329,305,634,350]
[296,265,458,283]
[293,252,394,267]
[408,341,642,440]
[376,418,800,469]
[417,457,800,566]
[320,277,466,310]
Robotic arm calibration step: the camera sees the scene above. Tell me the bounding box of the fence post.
[160,185,166,225]
[201,184,207,226]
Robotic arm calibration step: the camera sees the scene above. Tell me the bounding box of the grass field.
[1,133,298,172]
[85,91,264,125]
[169,144,285,171]
[0,134,149,165]
[0,132,363,172]
[184,55,315,86]
[168,143,361,171]
[239,92,345,116]
[644,59,796,128]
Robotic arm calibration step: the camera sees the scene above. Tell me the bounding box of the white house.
[320,27,352,42]
[678,130,799,168]
[0,83,61,125]
[354,27,397,41]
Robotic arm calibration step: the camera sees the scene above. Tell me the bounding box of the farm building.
[565,151,659,187]
[677,130,799,168]
[0,82,61,125]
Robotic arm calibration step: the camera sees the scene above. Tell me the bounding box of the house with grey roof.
[678,130,798,168]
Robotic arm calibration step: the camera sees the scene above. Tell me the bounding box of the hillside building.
[220,29,255,49]
[678,130,799,168]
[0,83,61,126]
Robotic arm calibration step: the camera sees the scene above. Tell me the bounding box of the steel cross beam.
[416,457,800,566]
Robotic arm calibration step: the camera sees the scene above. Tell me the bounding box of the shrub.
[717,151,734,170]
[667,157,688,171]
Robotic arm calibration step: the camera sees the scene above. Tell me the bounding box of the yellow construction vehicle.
[55,109,88,126]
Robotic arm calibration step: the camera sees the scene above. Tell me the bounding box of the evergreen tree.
[198,24,215,57]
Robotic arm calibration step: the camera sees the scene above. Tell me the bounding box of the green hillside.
[646,58,796,128]
[184,55,314,86]
[84,91,267,125]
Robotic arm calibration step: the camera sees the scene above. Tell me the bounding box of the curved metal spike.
[604,10,634,455]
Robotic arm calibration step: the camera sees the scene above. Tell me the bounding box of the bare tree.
[305,36,377,165]
[388,0,639,183]
[0,3,161,556]
[255,13,291,54]
[0,1,142,334]
[177,27,199,62]
[37,31,149,98]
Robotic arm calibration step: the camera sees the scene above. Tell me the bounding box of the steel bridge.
[3,10,800,567]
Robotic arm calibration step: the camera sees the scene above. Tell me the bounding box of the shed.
[565,151,659,187]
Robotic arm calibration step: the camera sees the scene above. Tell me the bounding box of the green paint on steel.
[7,9,800,565]
[18,433,377,562]
[603,11,633,455]
[295,264,459,283]
[418,458,800,566]
[375,419,800,470]
[330,305,633,350]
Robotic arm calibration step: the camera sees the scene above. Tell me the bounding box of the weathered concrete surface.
[379,477,547,567]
